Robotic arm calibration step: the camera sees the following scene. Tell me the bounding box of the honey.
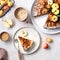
[0,32,10,42]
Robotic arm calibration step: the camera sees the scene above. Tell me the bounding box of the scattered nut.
[46,37,52,43]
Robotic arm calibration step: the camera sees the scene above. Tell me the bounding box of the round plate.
[31,0,60,34]
[13,27,40,54]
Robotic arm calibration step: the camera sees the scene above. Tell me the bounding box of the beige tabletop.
[0,0,60,60]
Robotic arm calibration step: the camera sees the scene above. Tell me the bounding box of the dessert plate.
[31,0,60,34]
[13,27,40,54]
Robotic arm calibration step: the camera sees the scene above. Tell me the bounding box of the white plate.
[13,27,40,54]
[31,0,60,34]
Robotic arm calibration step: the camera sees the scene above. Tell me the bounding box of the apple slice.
[6,19,13,26]
[3,21,10,28]
[3,18,13,28]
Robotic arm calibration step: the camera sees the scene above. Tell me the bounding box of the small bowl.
[0,32,10,42]
[14,7,28,22]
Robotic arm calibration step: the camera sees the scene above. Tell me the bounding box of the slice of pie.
[44,13,60,29]
[18,36,34,51]
[33,0,51,16]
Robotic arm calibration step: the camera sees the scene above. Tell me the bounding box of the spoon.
[14,39,23,60]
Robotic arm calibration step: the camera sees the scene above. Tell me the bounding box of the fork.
[14,39,23,60]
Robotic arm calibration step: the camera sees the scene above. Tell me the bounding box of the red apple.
[42,43,49,49]
[3,5,9,10]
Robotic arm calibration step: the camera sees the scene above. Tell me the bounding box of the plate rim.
[13,27,41,54]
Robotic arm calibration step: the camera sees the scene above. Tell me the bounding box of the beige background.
[0,0,60,60]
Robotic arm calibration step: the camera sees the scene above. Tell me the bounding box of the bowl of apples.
[0,0,15,17]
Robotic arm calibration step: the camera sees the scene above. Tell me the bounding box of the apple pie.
[44,13,60,29]
[18,36,34,51]
[33,0,51,16]
[33,0,60,29]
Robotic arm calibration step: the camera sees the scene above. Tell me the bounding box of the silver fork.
[14,39,23,60]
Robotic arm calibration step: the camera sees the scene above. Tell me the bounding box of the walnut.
[47,22,51,27]
[56,22,60,26]
[41,8,48,14]
[37,11,41,16]
[45,5,51,8]
[51,22,56,26]
[48,14,53,21]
